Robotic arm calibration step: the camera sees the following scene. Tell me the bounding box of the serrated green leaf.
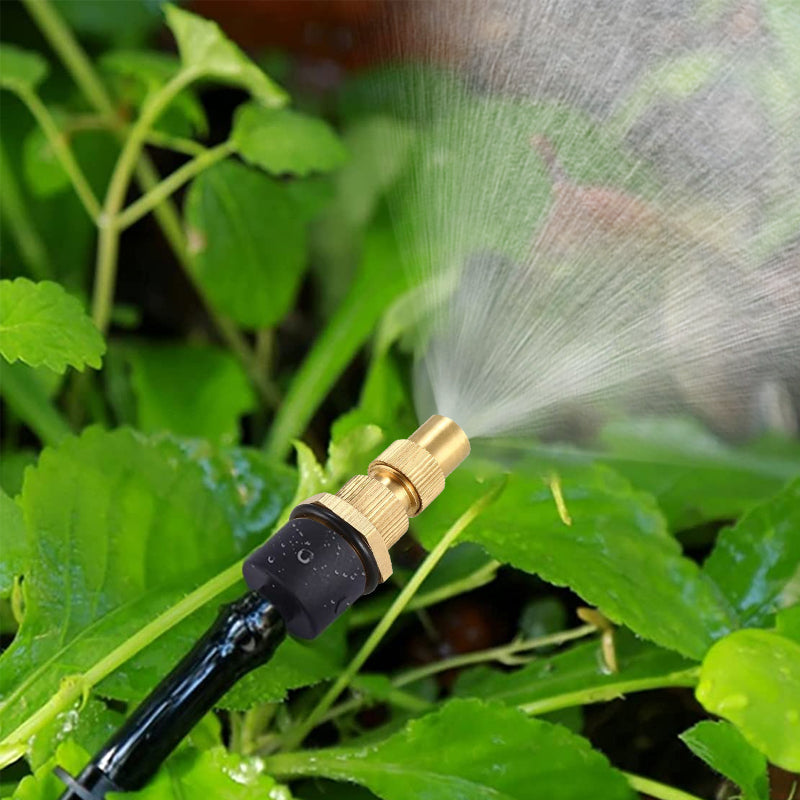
[454,631,695,713]
[116,746,292,800]
[0,489,26,600]
[232,103,347,177]
[0,279,105,373]
[12,740,87,800]
[696,628,800,771]
[267,699,635,800]
[164,5,287,108]
[703,479,800,627]
[680,720,769,800]
[126,342,255,442]
[185,160,307,329]
[598,418,800,528]
[0,45,48,94]
[414,459,736,659]
[0,428,296,757]
[100,50,207,138]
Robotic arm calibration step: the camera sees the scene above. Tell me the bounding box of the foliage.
[0,3,798,800]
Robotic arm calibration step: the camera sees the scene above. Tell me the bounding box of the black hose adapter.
[242,503,380,639]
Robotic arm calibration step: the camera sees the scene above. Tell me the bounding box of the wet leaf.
[0,428,299,755]
[703,479,800,627]
[696,628,800,771]
[680,720,769,800]
[126,342,255,443]
[0,45,48,94]
[267,699,635,800]
[185,161,307,329]
[164,5,287,108]
[0,279,105,373]
[414,459,736,659]
[232,103,347,177]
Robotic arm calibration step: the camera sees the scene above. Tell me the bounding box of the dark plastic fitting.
[242,504,379,639]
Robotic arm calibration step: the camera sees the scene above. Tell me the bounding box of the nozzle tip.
[409,415,470,477]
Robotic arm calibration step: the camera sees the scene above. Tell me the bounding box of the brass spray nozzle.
[309,415,471,581]
[244,416,470,638]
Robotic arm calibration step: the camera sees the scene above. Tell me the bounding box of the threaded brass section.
[307,492,393,581]
[336,475,409,548]
[369,440,445,514]
[299,416,470,585]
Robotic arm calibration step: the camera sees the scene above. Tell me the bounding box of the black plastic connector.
[242,503,380,639]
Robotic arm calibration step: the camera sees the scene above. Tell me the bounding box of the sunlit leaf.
[0,45,48,94]
[232,103,347,177]
[0,279,105,373]
[164,5,287,108]
[0,489,26,599]
[696,628,800,771]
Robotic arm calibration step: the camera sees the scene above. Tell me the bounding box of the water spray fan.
[56,416,470,800]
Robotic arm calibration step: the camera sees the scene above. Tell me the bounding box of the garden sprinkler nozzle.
[243,415,470,638]
[56,417,469,800]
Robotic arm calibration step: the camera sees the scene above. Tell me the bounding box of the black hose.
[55,592,286,800]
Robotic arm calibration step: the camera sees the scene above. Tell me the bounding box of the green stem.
[624,772,706,800]
[394,625,598,688]
[21,0,116,118]
[116,141,235,231]
[280,484,504,751]
[17,89,100,220]
[23,0,273,408]
[92,68,199,332]
[347,559,500,628]
[518,666,701,716]
[0,140,52,280]
[0,561,243,767]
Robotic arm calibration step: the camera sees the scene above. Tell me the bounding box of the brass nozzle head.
[306,415,470,581]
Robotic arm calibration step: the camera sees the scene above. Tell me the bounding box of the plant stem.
[280,484,504,751]
[92,69,199,332]
[624,772,706,800]
[22,0,116,118]
[518,666,701,717]
[0,562,243,767]
[17,89,100,220]
[22,0,274,408]
[0,140,52,280]
[116,141,235,231]
[394,624,598,687]
[347,559,500,628]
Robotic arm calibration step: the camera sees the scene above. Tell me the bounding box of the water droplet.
[718,693,749,711]
[267,556,275,564]
[297,548,314,564]
[786,709,799,724]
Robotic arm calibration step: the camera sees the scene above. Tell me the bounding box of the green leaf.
[100,50,207,138]
[185,160,307,329]
[126,342,255,442]
[267,699,635,800]
[0,489,26,599]
[232,103,348,177]
[0,45,48,95]
[454,631,695,714]
[414,458,736,659]
[598,418,800,528]
[680,720,769,800]
[0,428,296,754]
[0,278,105,373]
[696,628,800,771]
[703,479,800,627]
[163,5,287,108]
[12,740,87,800]
[23,123,70,197]
[776,605,800,643]
[119,746,292,800]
